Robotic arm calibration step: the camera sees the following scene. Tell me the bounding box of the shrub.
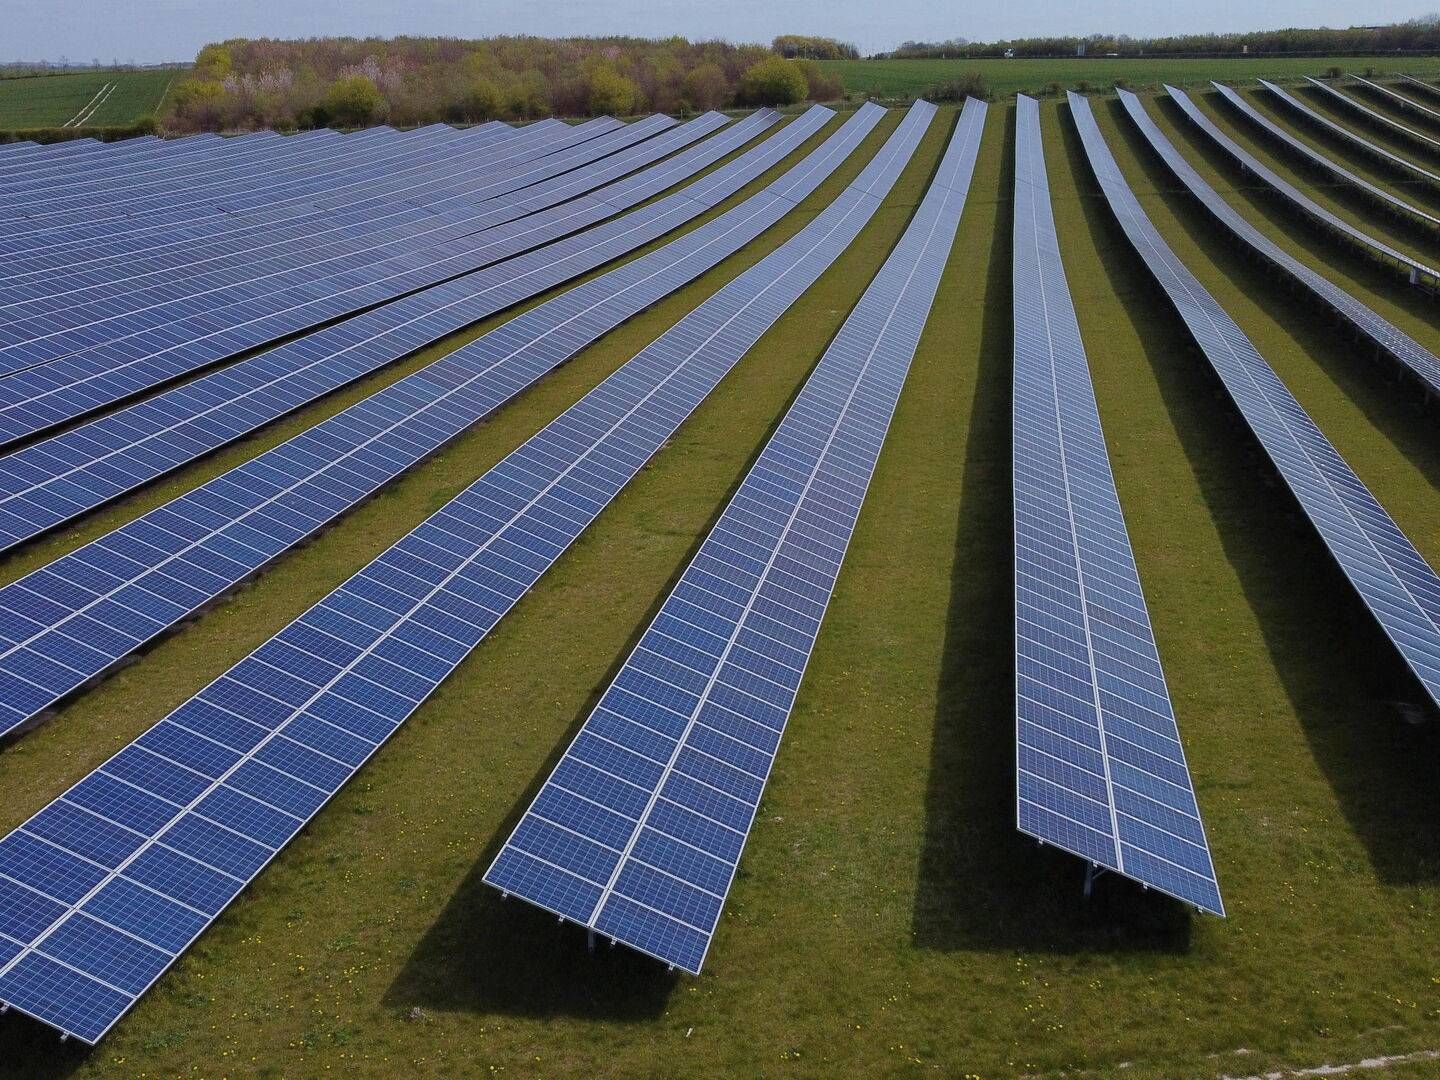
[737,56,807,106]
[928,70,990,102]
[682,62,729,110]
[1363,66,1377,78]
[793,59,843,102]
[320,74,384,127]
[588,66,641,115]
[1075,79,1092,93]
[1324,66,1342,78]
[455,78,502,122]
[1046,80,1064,97]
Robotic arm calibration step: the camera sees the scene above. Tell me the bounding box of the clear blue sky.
[1,0,1430,65]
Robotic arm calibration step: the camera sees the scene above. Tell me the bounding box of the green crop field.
[820,55,1440,99]
[0,79,1439,1080]
[0,68,174,128]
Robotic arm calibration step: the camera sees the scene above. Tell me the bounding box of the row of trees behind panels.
[168,36,850,131]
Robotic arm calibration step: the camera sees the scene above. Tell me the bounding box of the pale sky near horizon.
[1,0,1431,65]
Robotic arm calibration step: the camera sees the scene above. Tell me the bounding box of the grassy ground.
[822,56,1440,100]
[0,69,172,127]
[0,92,1438,1078]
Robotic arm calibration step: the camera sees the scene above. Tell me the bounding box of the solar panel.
[1070,91,1440,715]
[1010,95,1223,915]
[0,99,923,1047]
[1348,73,1440,123]
[1207,82,1440,230]
[1258,79,1440,190]
[0,104,869,744]
[1398,73,1440,101]
[0,116,776,445]
[0,114,780,553]
[1301,76,1440,155]
[0,118,660,369]
[485,97,987,973]
[1116,88,1440,397]
[1162,85,1439,287]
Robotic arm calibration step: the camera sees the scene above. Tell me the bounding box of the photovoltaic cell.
[0,104,856,744]
[485,98,987,973]
[0,100,908,1046]
[1070,91,1440,716]
[1010,95,1222,914]
[1117,88,1440,397]
[1258,79,1440,190]
[1159,85,1438,287]
[1207,82,1440,229]
[1301,76,1440,155]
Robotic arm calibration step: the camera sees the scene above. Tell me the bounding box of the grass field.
[0,69,173,128]
[0,84,1439,1078]
[821,55,1440,99]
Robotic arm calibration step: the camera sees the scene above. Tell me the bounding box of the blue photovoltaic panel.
[1348,73,1440,122]
[1258,79,1440,190]
[1159,85,1439,287]
[1301,76,1440,155]
[0,114,776,449]
[1207,82,1440,230]
[0,116,673,366]
[1070,92,1440,714]
[486,98,987,974]
[1116,89,1440,398]
[0,100,908,1046]
[0,104,860,744]
[1010,95,1223,915]
[0,114,766,552]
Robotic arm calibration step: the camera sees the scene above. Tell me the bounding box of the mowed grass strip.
[821,56,1440,100]
[0,69,172,128]
[0,95,1437,1079]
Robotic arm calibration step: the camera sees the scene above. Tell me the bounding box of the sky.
[1,0,1430,65]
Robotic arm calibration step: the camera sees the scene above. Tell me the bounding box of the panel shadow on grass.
[911,104,1195,956]
[1098,97,1440,886]
[0,1016,89,1080]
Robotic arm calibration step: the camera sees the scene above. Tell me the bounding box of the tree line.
[166,36,851,131]
[882,16,1440,59]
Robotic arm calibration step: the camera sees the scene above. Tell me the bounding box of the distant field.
[0,69,173,128]
[819,55,1440,98]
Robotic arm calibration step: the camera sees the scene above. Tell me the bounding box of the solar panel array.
[1260,79,1440,189]
[1010,95,1223,914]
[0,110,783,551]
[1162,86,1439,286]
[1070,91,1440,714]
[1399,73,1440,101]
[485,97,987,973]
[1207,82,1440,229]
[0,120,715,440]
[1302,76,1440,155]
[1348,73,1440,123]
[1116,89,1440,397]
[0,104,860,744]
[0,98,918,1046]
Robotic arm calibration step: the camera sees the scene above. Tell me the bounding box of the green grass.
[1,95,1439,1078]
[821,56,1440,100]
[0,69,173,128]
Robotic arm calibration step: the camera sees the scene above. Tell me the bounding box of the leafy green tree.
[462,78,503,121]
[587,66,641,115]
[737,56,807,106]
[682,62,729,110]
[320,74,384,127]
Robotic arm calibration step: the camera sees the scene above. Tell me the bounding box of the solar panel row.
[0,117,674,352]
[1163,85,1440,287]
[1010,94,1223,915]
[0,114,778,448]
[0,112,784,553]
[1070,91,1440,715]
[0,103,863,743]
[1302,76,1440,155]
[1348,72,1440,123]
[0,98,911,1046]
[1207,82,1440,230]
[1116,88,1440,397]
[1259,80,1440,190]
[485,96,986,973]
[0,118,658,371]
